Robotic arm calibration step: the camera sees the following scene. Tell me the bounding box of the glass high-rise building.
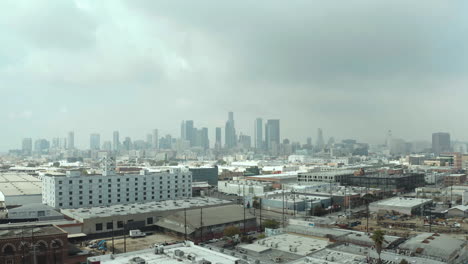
[225,112,237,149]
[254,118,263,150]
[265,119,280,151]
[432,132,451,155]
[90,133,101,150]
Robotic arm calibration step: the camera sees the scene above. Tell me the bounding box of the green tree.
[399,259,409,264]
[253,197,260,209]
[223,226,240,237]
[362,193,376,232]
[217,159,227,165]
[263,219,280,229]
[371,229,385,264]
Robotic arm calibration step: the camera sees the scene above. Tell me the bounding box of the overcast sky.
[1,0,467,150]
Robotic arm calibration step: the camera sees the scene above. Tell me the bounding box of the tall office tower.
[239,134,252,149]
[201,127,209,150]
[184,120,195,146]
[254,118,263,150]
[215,127,222,149]
[113,131,120,151]
[385,130,393,147]
[225,112,237,149]
[181,121,186,139]
[146,134,153,148]
[34,139,50,154]
[316,128,324,151]
[123,137,132,151]
[307,137,312,146]
[67,131,75,150]
[22,138,32,155]
[432,132,451,155]
[90,133,101,150]
[102,141,112,151]
[152,129,159,149]
[265,119,280,151]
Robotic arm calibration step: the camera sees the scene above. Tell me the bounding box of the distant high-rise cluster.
[432,132,451,155]
[181,120,209,150]
[225,112,237,149]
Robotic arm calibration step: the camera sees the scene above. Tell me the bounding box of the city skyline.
[2,1,468,151]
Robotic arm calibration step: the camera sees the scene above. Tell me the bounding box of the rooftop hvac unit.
[174,249,184,257]
[187,253,197,261]
[128,257,146,264]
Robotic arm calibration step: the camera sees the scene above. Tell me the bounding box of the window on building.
[79,191,83,194]
[99,200,102,203]
[79,180,83,184]
[108,184,111,187]
[59,203,63,206]
[58,180,63,184]
[89,179,93,183]
[108,179,111,182]
[96,223,103,231]
[59,192,62,195]
[69,191,73,195]
[117,221,123,228]
[117,178,120,182]
[69,202,72,206]
[99,179,102,183]
[147,217,153,225]
[69,180,72,184]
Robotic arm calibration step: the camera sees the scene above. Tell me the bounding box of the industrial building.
[297,170,355,183]
[369,197,432,215]
[87,241,241,264]
[188,166,219,186]
[0,224,70,264]
[399,233,467,263]
[6,203,64,221]
[42,167,192,209]
[155,204,257,242]
[444,173,467,186]
[340,171,425,192]
[245,173,298,185]
[61,197,232,235]
[0,172,42,206]
[218,180,273,196]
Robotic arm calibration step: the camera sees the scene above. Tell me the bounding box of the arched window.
[4,244,15,255]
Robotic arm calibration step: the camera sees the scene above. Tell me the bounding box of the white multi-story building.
[297,170,355,183]
[218,180,273,196]
[42,168,192,209]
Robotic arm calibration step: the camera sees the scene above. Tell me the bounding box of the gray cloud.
[0,0,467,150]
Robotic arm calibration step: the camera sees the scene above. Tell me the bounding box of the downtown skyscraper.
[265,119,280,151]
[67,131,75,150]
[113,131,120,151]
[432,132,451,155]
[90,133,101,150]
[225,112,237,149]
[254,118,263,150]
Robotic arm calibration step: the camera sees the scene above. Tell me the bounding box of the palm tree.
[371,229,385,264]
[361,193,375,232]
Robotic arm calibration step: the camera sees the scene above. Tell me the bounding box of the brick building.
[0,225,68,264]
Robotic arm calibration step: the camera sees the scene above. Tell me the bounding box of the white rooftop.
[243,233,329,256]
[0,172,42,196]
[61,197,232,220]
[88,241,240,264]
[372,197,432,208]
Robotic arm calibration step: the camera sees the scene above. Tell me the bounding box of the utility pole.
[259,198,262,231]
[200,208,203,243]
[282,187,285,228]
[243,197,246,235]
[123,221,127,253]
[111,220,115,254]
[293,190,296,217]
[184,207,187,241]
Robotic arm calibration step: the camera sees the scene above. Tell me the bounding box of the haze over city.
[1,0,468,151]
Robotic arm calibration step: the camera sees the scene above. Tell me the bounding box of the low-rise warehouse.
[155,204,256,242]
[369,197,432,215]
[399,233,467,263]
[61,197,232,235]
[88,241,241,264]
[0,172,42,206]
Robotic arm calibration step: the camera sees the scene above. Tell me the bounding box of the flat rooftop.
[291,249,366,264]
[243,233,329,256]
[0,172,42,196]
[88,242,240,264]
[61,197,232,220]
[371,197,432,208]
[332,244,446,264]
[0,225,66,239]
